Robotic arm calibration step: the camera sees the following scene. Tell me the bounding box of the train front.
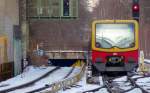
[91,20,139,72]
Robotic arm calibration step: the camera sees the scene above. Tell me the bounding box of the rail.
[27,66,76,93]
[0,67,60,93]
[127,74,149,93]
[43,63,86,93]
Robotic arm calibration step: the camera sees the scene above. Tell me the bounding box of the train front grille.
[106,56,124,66]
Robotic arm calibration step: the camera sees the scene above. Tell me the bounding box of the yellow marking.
[72,60,83,67]
[139,51,148,73]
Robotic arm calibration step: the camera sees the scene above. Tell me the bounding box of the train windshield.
[96,23,135,48]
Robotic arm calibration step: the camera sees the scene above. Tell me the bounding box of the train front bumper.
[93,62,138,72]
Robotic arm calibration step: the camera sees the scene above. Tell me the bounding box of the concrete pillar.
[14,39,22,75]
[20,0,30,70]
[21,22,29,60]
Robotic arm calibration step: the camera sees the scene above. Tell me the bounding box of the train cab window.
[27,0,78,19]
[95,24,135,49]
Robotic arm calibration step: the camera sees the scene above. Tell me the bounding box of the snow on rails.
[0,65,84,93]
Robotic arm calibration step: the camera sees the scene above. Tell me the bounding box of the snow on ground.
[95,88,109,93]
[9,67,77,93]
[0,66,56,91]
[39,67,82,92]
[68,67,81,78]
[57,73,101,93]
[112,76,150,93]
[144,59,150,64]
[56,59,150,93]
[114,82,132,90]
[0,65,81,93]
[136,77,150,91]
[0,58,150,93]
[131,75,143,79]
[126,88,142,93]
[58,75,150,93]
[113,76,127,82]
[113,76,132,90]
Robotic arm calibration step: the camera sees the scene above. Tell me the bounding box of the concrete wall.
[28,0,132,60]
[0,0,149,73]
[0,0,21,75]
[140,0,150,59]
[28,0,150,59]
[0,0,19,62]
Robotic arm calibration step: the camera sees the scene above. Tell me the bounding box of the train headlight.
[109,58,111,62]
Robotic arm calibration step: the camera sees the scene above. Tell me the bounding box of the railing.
[0,62,14,81]
[43,63,86,93]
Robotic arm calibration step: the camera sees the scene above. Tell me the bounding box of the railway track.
[0,67,61,93]
[83,73,150,93]
[0,63,85,93]
[27,67,76,93]
[126,75,148,93]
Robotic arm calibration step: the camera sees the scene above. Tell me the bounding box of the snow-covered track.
[102,75,120,93]
[82,73,150,93]
[102,75,149,93]
[0,67,60,93]
[42,64,86,93]
[126,74,149,93]
[27,67,76,93]
[144,59,150,64]
[81,75,116,93]
[82,86,105,93]
[63,67,75,79]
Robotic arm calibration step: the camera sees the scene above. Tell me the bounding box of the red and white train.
[91,20,139,73]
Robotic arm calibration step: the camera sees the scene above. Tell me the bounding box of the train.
[91,20,139,73]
